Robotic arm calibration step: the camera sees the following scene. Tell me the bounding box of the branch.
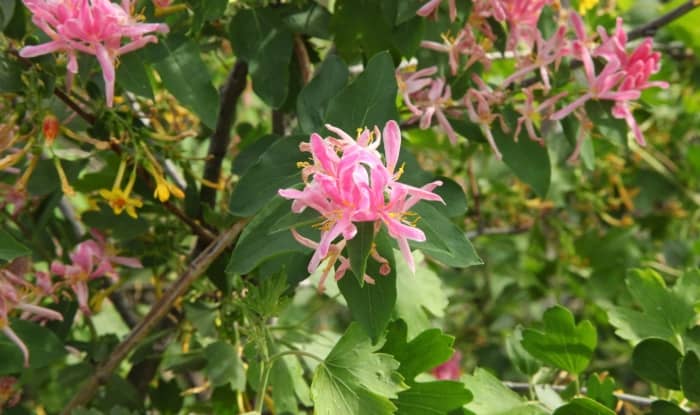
[627,0,700,41]
[53,88,97,125]
[199,60,249,210]
[503,381,700,413]
[60,221,247,414]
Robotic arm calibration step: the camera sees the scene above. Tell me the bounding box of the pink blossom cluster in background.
[19,0,169,107]
[406,1,668,161]
[0,231,140,367]
[279,121,444,288]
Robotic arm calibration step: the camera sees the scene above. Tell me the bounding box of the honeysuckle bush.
[1,0,700,414]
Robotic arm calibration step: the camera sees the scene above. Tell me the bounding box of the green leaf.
[226,198,310,276]
[394,381,472,415]
[0,54,22,93]
[649,401,689,415]
[492,107,551,197]
[0,320,66,375]
[331,0,395,62]
[585,374,618,409]
[347,221,376,286]
[607,268,695,347]
[0,229,30,262]
[522,305,597,375]
[283,4,332,38]
[205,341,246,390]
[0,0,15,30]
[381,320,454,382]
[297,55,349,134]
[338,230,397,342]
[552,397,616,415]
[311,323,405,415]
[410,202,482,268]
[632,338,682,390]
[325,51,398,133]
[269,350,312,413]
[463,368,548,415]
[188,0,227,35]
[151,36,219,128]
[394,251,448,339]
[116,50,153,99]
[681,351,700,402]
[229,136,305,217]
[505,327,540,377]
[230,9,293,108]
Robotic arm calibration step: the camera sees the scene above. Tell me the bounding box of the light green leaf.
[310,323,405,415]
[205,341,246,390]
[463,368,548,415]
[394,251,449,339]
[325,51,398,133]
[632,338,682,390]
[552,397,616,415]
[394,381,472,415]
[0,229,30,262]
[522,305,597,375]
[151,36,219,128]
[607,268,695,347]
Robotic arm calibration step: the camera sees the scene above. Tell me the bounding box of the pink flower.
[514,85,567,144]
[502,25,570,91]
[20,0,169,107]
[1,269,63,367]
[51,234,141,314]
[464,75,508,160]
[417,0,457,22]
[279,121,443,277]
[421,28,490,76]
[432,351,462,380]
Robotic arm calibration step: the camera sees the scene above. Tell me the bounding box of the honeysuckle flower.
[417,0,456,22]
[19,0,169,107]
[0,376,21,409]
[99,158,143,218]
[432,350,462,380]
[464,76,508,160]
[502,25,570,91]
[1,269,63,367]
[421,28,490,76]
[514,86,567,144]
[279,121,443,276]
[50,234,141,314]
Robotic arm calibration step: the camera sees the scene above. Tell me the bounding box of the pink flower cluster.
[20,0,169,107]
[279,121,444,289]
[410,2,668,161]
[51,231,142,315]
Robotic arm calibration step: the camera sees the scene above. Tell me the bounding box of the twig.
[503,381,700,413]
[161,198,216,243]
[53,88,97,125]
[627,0,700,41]
[293,35,312,85]
[60,221,247,414]
[199,61,248,210]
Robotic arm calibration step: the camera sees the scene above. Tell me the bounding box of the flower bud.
[42,115,59,144]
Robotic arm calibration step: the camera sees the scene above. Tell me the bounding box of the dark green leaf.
[347,221,376,285]
[394,381,472,415]
[0,54,22,93]
[283,4,332,38]
[338,230,397,342]
[553,397,616,415]
[632,338,682,390]
[649,401,689,415]
[229,136,305,217]
[522,305,597,374]
[227,198,310,276]
[151,36,219,128]
[331,0,395,62]
[230,9,293,108]
[381,320,454,382]
[410,202,482,268]
[116,50,153,99]
[0,320,66,375]
[0,0,15,30]
[0,229,30,262]
[297,55,349,134]
[681,351,700,402]
[325,51,398,133]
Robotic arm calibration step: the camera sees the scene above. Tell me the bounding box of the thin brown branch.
[53,88,97,125]
[60,221,247,414]
[627,0,700,41]
[294,35,312,85]
[199,60,249,210]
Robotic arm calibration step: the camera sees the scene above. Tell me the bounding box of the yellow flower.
[99,158,143,218]
[99,187,143,218]
[578,0,600,14]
